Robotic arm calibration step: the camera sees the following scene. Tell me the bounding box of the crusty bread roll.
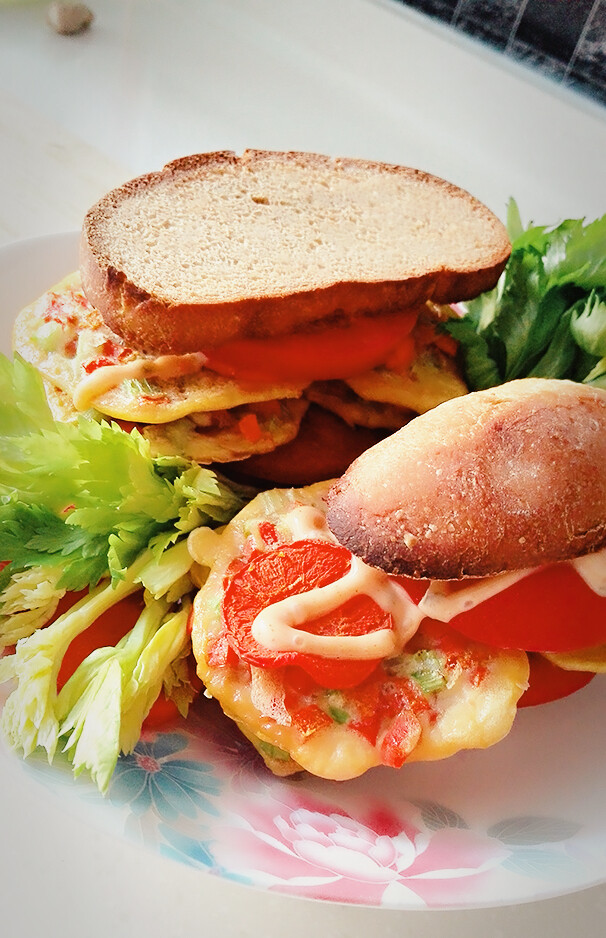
[326,378,606,578]
[80,150,510,355]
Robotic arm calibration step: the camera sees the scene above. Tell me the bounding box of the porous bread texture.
[326,378,606,579]
[80,150,511,354]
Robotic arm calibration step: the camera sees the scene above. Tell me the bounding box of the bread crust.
[80,150,510,355]
[326,379,606,578]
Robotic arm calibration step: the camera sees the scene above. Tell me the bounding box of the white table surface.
[1,0,606,934]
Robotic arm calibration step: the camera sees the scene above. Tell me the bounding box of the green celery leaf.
[528,309,578,379]
[445,208,606,389]
[570,290,606,356]
[546,215,606,289]
[0,354,56,436]
[584,357,606,387]
[494,250,547,380]
[506,198,525,242]
[0,355,246,588]
[0,503,109,590]
[443,316,503,390]
[0,354,249,790]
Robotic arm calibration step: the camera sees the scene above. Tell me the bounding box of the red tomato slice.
[204,310,418,384]
[54,591,183,729]
[519,654,595,707]
[220,539,394,689]
[392,575,429,605]
[142,694,180,728]
[378,710,422,768]
[56,592,145,690]
[448,564,606,652]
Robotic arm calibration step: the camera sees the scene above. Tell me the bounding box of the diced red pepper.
[238,413,263,443]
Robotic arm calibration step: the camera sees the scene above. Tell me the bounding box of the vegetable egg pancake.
[189,482,529,780]
[12,273,308,462]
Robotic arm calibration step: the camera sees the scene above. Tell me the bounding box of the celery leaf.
[445,203,606,390]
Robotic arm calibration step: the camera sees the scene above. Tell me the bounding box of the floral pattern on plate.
[34,701,578,910]
[5,691,606,910]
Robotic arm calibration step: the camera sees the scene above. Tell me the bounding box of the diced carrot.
[238,413,263,443]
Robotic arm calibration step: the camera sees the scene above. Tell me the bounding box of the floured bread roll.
[327,378,606,579]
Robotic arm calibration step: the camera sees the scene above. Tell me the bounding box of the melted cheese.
[346,349,467,414]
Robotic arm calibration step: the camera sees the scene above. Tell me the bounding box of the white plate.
[2,233,606,912]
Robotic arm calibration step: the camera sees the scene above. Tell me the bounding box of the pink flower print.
[212,787,509,906]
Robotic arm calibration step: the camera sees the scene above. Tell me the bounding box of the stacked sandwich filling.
[14,150,551,785]
[13,273,310,464]
[13,271,467,473]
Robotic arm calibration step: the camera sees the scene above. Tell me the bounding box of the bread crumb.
[47,2,94,35]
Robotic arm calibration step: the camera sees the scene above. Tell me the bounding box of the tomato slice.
[448,564,606,652]
[378,710,422,768]
[519,654,595,707]
[54,591,183,729]
[141,694,180,728]
[204,310,418,384]
[56,592,146,690]
[220,539,394,689]
[392,575,429,605]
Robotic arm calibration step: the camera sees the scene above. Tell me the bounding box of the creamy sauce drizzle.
[419,545,606,623]
[251,551,422,659]
[195,496,606,665]
[248,503,422,660]
[249,534,606,658]
[418,569,534,622]
[284,504,339,543]
[73,352,207,411]
[571,546,606,596]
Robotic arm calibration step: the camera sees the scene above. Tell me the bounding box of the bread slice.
[326,378,606,578]
[80,150,511,355]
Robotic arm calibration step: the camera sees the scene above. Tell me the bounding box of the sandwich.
[189,377,606,781]
[13,150,511,485]
[188,478,529,779]
[3,155,605,791]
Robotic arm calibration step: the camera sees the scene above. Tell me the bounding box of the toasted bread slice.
[80,150,511,355]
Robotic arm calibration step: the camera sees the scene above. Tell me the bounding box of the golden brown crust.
[326,378,606,578]
[79,150,510,355]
